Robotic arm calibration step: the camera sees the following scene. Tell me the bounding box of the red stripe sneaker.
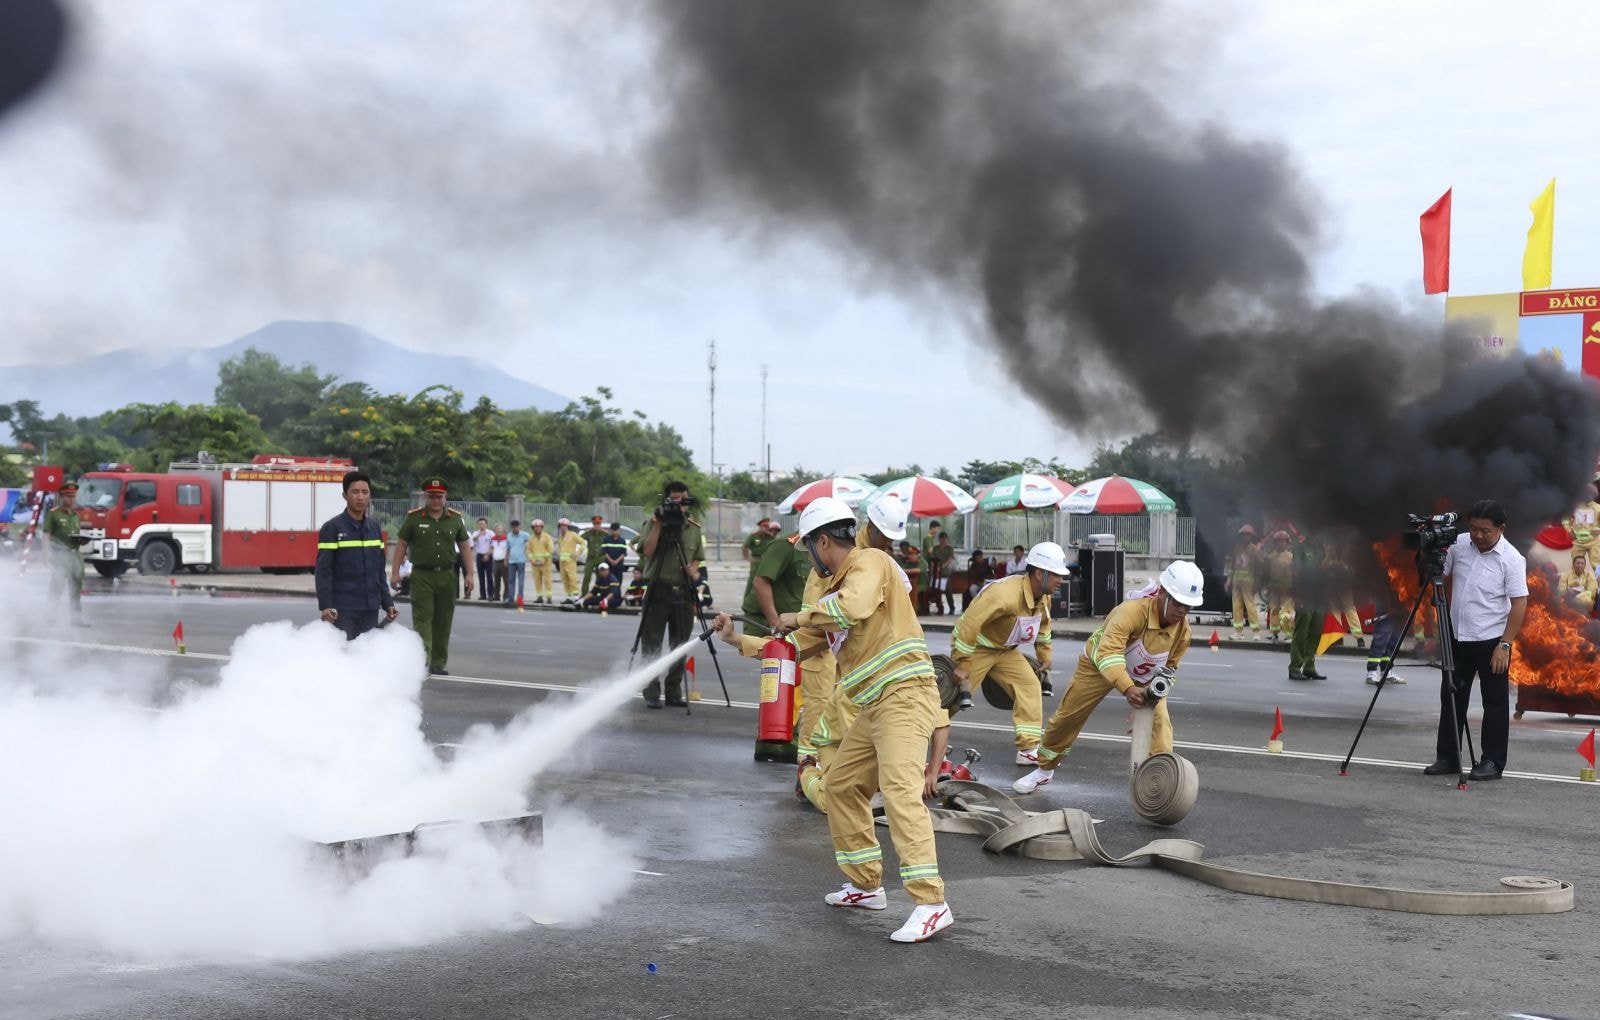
[890,902,953,943]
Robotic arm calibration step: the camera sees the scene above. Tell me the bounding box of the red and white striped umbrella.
[864,475,977,518]
[775,476,874,514]
[1058,475,1176,515]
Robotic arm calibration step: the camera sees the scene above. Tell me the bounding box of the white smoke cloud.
[0,566,660,961]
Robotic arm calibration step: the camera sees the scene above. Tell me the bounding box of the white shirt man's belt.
[1443,533,1528,642]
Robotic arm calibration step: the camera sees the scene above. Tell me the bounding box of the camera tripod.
[1340,554,1476,788]
[626,522,730,714]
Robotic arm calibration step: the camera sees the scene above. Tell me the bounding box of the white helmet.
[797,496,856,539]
[864,497,908,542]
[1025,541,1070,576]
[532,518,545,527]
[1158,560,1206,607]
[557,517,571,527]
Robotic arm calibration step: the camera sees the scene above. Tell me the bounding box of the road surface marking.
[10,636,1593,786]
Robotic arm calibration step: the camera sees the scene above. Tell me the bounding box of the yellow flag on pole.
[1522,178,1555,290]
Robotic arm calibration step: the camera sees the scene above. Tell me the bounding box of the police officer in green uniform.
[634,480,706,708]
[43,482,88,622]
[581,514,608,595]
[391,477,473,675]
[742,531,811,638]
[741,518,775,601]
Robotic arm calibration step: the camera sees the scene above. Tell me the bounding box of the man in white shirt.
[470,517,494,600]
[1004,545,1028,576]
[1425,500,1528,781]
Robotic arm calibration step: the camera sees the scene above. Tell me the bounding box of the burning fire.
[1511,570,1600,696]
[1372,538,1600,697]
[1371,539,1432,637]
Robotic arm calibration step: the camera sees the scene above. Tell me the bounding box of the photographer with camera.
[1424,500,1528,781]
[633,481,706,708]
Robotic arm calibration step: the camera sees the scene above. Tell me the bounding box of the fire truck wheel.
[137,540,178,576]
[92,561,128,579]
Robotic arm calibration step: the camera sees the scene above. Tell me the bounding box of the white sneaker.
[890,902,953,943]
[1012,768,1052,794]
[1015,747,1041,766]
[1364,672,1381,686]
[825,882,887,910]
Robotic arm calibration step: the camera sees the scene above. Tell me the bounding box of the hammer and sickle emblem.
[1587,321,1600,344]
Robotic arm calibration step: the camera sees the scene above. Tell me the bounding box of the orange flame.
[1510,570,1600,696]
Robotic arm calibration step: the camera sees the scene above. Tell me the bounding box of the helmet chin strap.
[804,534,832,577]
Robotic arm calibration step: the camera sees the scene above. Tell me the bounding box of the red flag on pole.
[172,620,185,654]
[1419,188,1452,294]
[1579,729,1596,769]
[1208,629,1219,651]
[1270,707,1284,742]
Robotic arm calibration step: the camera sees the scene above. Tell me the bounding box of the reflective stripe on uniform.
[316,539,386,550]
[850,661,936,705]
[835,845,882,865]
[837,637,927,694]
[899,863,940,882]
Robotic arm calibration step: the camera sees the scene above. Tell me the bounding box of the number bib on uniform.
[1123,639,1170,682]
[1006,614,1042,647]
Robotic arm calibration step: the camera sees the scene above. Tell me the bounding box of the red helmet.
[1237,524,1257,536]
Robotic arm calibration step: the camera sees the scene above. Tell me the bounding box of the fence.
[369,499,646,537]
[368,495,1195,560]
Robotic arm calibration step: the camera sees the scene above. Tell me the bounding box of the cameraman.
[1425,500,1527,781]
[634,481,706,708]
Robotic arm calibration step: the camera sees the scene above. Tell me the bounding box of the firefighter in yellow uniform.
[527,519,556,604]
[949,541,1067,764]
[1226,524,1262,638]
[783,497,913,811]
[1564,474,1600,565]
[1559,552,1598,614]
[777,496,952,943]
[1262,531,1295,640]
[555,518,585,600]
[1013,561,1202,795]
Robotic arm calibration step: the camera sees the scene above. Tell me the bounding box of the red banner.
[1521,288,1600,316]
[1583,313,1600,380]
[31,465,63,492]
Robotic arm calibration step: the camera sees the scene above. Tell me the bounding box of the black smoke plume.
[644,1,1600,555]
[0,0,67,118]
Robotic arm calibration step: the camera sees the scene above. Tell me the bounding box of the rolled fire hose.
[1127,696,1198,826]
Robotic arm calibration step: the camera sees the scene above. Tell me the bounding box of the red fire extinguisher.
[757,637,797,743]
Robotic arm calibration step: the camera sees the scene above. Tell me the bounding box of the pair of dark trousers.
[476,555,494,598]
[639,584,693,700]
[331,610,380,641]
[1437,637,1509,769]
[1289,606,1323,672]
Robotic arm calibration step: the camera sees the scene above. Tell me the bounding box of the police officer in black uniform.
[316,470,398,640]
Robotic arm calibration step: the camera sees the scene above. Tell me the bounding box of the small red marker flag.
[172,620,186,654]
[1270,707,1284,742]
[1208,629,1220,651]
[1579,728,1596,769]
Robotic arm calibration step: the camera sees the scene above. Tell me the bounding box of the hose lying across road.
[924,780,1574,916]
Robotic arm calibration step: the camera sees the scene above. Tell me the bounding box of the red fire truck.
[77,455,356,576]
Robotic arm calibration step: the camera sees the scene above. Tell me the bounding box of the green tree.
[127,402,278,469]
[54,434,133,477]
[215,348,333,435]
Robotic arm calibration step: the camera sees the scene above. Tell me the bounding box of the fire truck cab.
[78,455,354,576]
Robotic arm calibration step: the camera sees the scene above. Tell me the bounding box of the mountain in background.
[0,321,570,419]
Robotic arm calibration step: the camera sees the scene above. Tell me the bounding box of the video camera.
[1401,511,1460,554]
[656,491,697,530]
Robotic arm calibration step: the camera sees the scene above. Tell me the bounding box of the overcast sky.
[2,0,1597,478]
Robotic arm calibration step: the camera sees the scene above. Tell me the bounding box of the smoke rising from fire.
[644,0,1600,541]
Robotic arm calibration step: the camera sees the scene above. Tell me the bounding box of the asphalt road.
[3,583,1599,1019]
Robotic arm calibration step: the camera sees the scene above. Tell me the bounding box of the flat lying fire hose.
[925,777,1571,916]
[919,679,1570,914]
